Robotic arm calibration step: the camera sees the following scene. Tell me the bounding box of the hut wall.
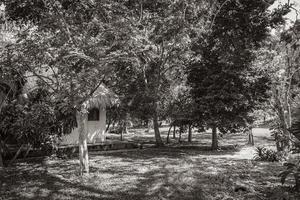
[89,106,106,143]
[60,106,107,145]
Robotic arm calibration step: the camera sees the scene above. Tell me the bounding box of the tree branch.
[23,64,58,93]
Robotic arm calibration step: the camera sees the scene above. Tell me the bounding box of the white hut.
[60,85,117,145]
[19,70,117,146]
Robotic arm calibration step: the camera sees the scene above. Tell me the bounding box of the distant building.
[22,72,118,146]
[61,85,117,145]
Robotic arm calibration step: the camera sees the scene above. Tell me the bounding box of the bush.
[253,147,284,162]
[0,88,76,160]
[279,154,300,191]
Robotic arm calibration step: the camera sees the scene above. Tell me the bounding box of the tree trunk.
[153,103,163,146]
[212,125,218,150]
[274,89,291,150]
[274,131,282,151]
[0,141,3,168]
[178,128,182,143]
[77,110,89,175]
[23,144,32,158]
[188,124,192,143]
[295,168,300,192]
[251,129,254,145]
[166,125,172,143]
[1,139,11,157]
[9,144,24,166]
[248,129,254,146]
[105,118,112,133]
[173,125,176,139]
[120,121,125,141]
[146,119,151,133]
[0,152,3,168]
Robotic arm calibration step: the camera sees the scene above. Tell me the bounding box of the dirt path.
[228,128,271,160]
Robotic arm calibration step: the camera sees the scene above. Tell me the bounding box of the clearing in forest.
[0,129,299,200]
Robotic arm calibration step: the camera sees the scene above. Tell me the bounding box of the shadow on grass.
[1,159,208,200]
[1,131,297,200]
[0,150,290,200]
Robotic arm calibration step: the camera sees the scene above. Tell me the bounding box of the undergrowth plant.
[279,157,300,191]
[253,147,284,162]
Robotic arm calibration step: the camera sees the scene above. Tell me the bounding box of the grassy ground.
[1,128,299,200]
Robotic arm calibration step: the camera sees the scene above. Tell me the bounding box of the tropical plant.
[0,87,77,165]
[253,147,284,162]
[279,156,300,191]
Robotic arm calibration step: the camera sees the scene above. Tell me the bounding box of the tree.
[0,88,75,165]
[0,14,26,167]
[105,0,217,146]
[187,0,289,150]
[278,21,300,149]
[165,84,197,143]
[256,20,300,151]
[1,0,132,174]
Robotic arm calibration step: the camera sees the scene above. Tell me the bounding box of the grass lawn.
[1,128,299,200]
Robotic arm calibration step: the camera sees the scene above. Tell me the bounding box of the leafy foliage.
[253,147,284,162]
[0,88,76,149]
[187,0,290,136]
[101,0,217,145]
[279,155,300,190]
[254,20,300,151]
[166,85,197,127]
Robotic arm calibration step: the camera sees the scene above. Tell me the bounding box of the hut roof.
[82,84,118,109]
[22,74,118,109]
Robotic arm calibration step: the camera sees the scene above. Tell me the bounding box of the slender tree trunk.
[273,97,286,151]
[153,102,163,146]
[212,125,218,150]
[295,168,300,192]
[120,121,125,141]
[166,125,172,143]
[178,128,182,143]
[274,88,291,150]
[77,110,89,175]
[0,141,4,168]
[1,94,6,168]
[248,133,252,145]
[173,125,176,139]
[23,144,31,158]
[147,119,151,133]
[153,117,163,146]
[105,118,112,133]
[0,152,3,168]
[251,128,254,145]
[9,144,24,166]
[1,139,11,157]
[248,128,254,146]
[274,131,282,151]
[188,124,192,143]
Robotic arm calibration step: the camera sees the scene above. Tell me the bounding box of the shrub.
[279,155,300,191]
[253,147,283,162]
[0,88,76,162]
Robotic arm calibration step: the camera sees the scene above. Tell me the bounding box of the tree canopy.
[187,0,290,149]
